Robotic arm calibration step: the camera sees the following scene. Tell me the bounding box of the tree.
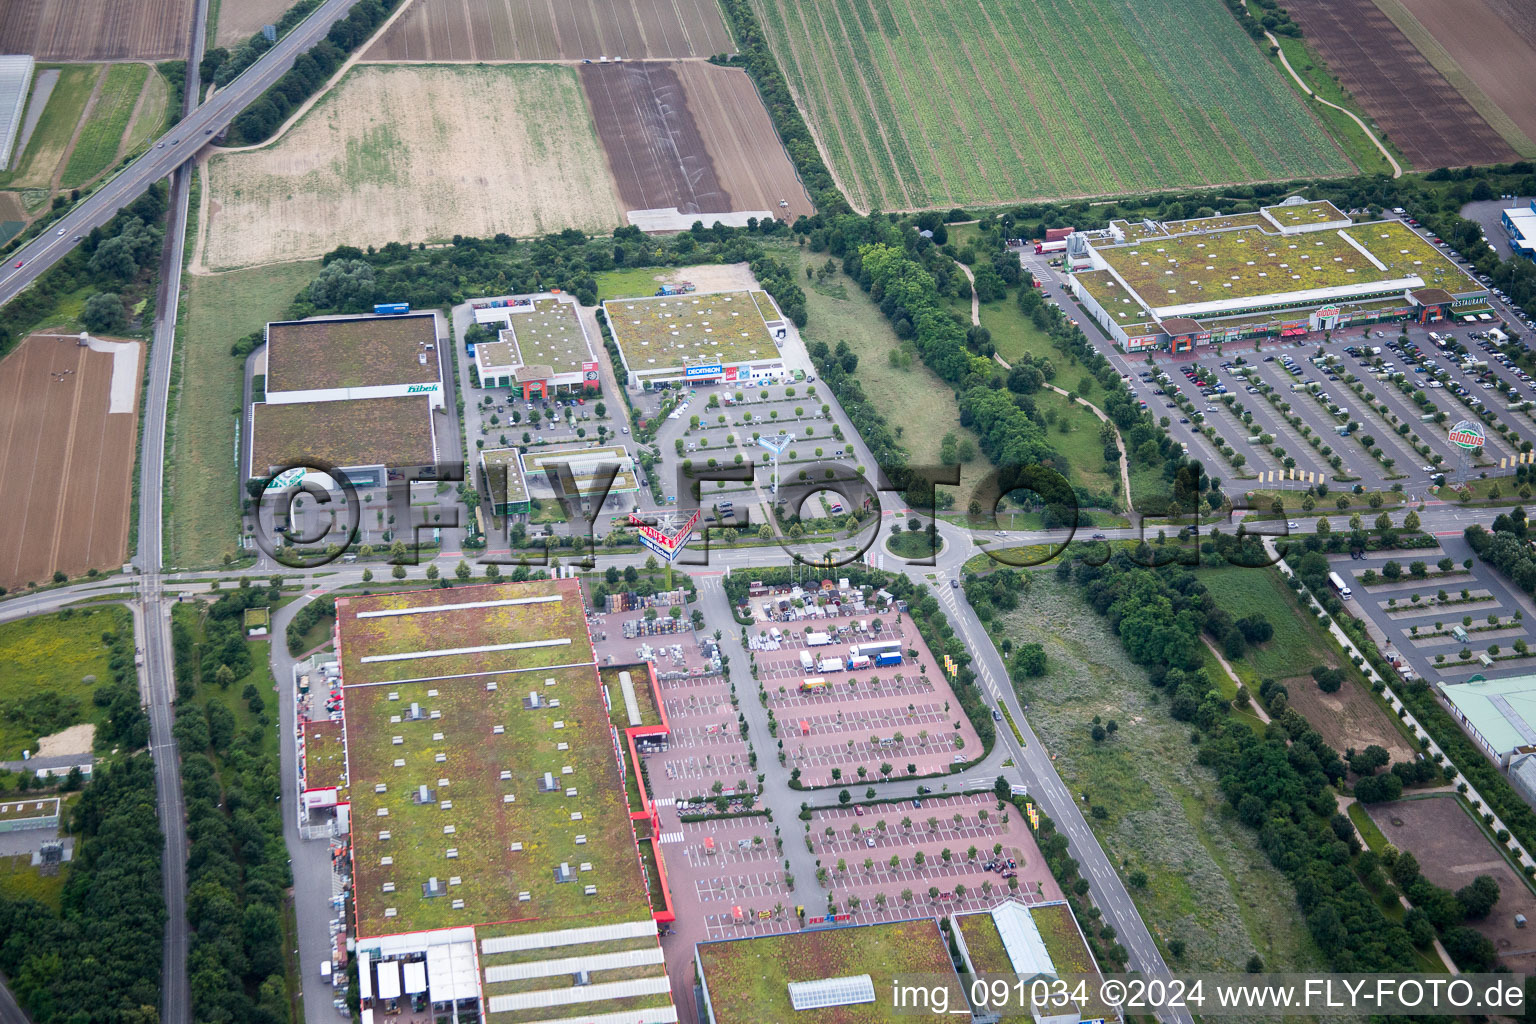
[361,568,374,582]
[1456,875,1501,920]
[1012,642,1047,678]
[307,258,377,310]
[81,292,128,333]
[391,564,406,580]
[455,560,471,580]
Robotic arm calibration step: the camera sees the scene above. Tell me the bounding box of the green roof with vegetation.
[696,919,965,1024]
[604,291,775,371]
[339,579,655,938]
[251,396,435,474]
[266,313,439,391]
[601,664,663,732]
[1031,902,1114,1019]
[482,298,595,374]
[479,448,530,509]
[1092,218,1470,311]
[1264,199,1347,227]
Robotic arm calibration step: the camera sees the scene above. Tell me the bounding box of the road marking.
[659,831,685,844]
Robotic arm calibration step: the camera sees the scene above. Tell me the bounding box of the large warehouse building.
[603,290,788,388]
[469,293,600,399]
[1068,198,1490,353]
[249,312,446,489]
[335,579,678,1024]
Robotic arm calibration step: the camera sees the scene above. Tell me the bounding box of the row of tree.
[172,585,293,1024]
[0,757,164,1024]
[200,0,322,87]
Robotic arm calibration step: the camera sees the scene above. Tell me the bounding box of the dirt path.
[1266,30,1402,178]
[51,65,108,192]
[987,334,1135,507]
[954,261,981,328]
[1201,637,1272,725]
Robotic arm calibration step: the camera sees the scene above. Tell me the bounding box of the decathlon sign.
[1449,420,1486,450]
[685,363,723,379]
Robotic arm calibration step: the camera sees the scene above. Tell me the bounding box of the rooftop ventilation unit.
[575,835,587,845]
[486,681,498,692]
[524,691,543,709]
[424,877,442,897]
[584,885,597,896]
[380,856,393,865]
[554,863,575,883]
[407,702,423,720]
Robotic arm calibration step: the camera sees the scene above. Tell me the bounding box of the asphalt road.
[0,0,362,311]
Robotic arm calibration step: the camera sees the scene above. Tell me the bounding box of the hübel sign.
[406,383,440,394]
[1449,420,1486,449]
[685,364,723,378]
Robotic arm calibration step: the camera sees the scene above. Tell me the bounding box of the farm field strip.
[366,0,731,61]
[0,0,193,59]
[61,63,149,189]
[751,0,1352,210]
[0,64,97,192]
[202,64,621,270]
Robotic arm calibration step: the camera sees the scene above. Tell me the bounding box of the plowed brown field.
[0,0,191,60]
[582,61,812,222]
[0,334,142,589]
[365,0,731,61]
[1284,0,1516,167]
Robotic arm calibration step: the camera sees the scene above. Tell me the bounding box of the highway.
[141,0,208,1019]
[0,0,362,310]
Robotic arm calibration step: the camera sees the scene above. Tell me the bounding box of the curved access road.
[1266,30,1403,178]
[0,0,362,310]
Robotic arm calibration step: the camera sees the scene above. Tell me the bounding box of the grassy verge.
[166,259,316,568]
[989,572,1327,983]
[122,66,172,157]
[61,63,149,189]
[777,245,985,480]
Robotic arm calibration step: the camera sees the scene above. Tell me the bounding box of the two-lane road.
[0,0,361,310]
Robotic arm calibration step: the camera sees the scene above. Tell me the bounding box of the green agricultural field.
[0,65,99,191]
[61,63,150,189]
[166,258,318,569]
[750,0,1351,211]
[0,607,130,759]
[988,573,1328,986]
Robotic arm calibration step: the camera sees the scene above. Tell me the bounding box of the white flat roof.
[402,960,428,995]
[992,901,1055,977]
[375,960,401,1000]
[426,939,481,1005]
[485,976,672,1013]
[480,920,658,954]
[1154,278,1424,318]
[1506,209,1536,240]
[357,595,562,619]
[482,947,664,983]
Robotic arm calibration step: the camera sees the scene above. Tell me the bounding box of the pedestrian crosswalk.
[659,831,685,844]
[654,797,675,807]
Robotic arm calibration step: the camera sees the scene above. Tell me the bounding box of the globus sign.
[1449,420,1486,450]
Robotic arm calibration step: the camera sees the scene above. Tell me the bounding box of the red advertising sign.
[725,365,738,382]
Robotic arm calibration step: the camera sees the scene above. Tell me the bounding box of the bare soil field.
[1367,795,1536,969]
[1391,0,1536,153]
[581,61,811,223]
[214,0,294,47]
[0,0,192,60]
[1284,0,1516,167]
[201,64,621,270]
[1279,673,1414,767]
[0,333,142,590]
[365,0,730,61]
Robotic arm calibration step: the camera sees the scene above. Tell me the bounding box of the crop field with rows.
[749,0,1353,211]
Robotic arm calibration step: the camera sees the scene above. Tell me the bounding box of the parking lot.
[1333,533,1536,686]
[747,604,983,786]
[806,794,1061,918]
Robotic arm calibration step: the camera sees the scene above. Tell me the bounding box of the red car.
[12,260,21,268]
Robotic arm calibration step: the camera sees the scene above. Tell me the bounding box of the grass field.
[61,63,149,189]
[990,573,1327,985]
[122,65,171,157]
[166,259,317,569]
[203,64,620,270]
[1197,565,1415,762]
[749,0,1351,211]
[0,64,98,190]
[0,607,129,759]
[782,247,986,485]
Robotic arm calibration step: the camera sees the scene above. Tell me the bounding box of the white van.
[320,961,333,982]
